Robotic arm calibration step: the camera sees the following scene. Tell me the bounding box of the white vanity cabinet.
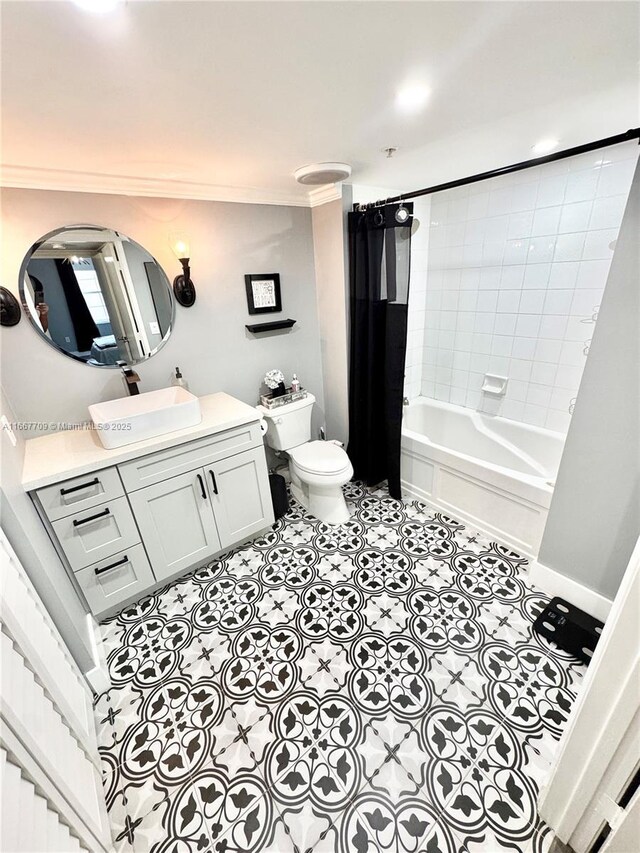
[25,394,274,620]
[129,447,272,582]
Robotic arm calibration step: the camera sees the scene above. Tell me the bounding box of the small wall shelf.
[245,318,296,334]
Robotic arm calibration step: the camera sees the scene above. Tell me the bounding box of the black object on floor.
[269,472,289,520]
[533,596,604,664]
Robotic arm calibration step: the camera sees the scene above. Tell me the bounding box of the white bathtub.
[401,397,566,557]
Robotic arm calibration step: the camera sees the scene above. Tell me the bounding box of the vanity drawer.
[36,467,125,522]
[75,544,155,617]
[118,422,262,492]
[51,496,140,571]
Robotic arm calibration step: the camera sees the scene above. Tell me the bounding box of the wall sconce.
[170,234,196,307]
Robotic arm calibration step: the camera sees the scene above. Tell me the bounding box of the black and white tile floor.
[95,482,586,853]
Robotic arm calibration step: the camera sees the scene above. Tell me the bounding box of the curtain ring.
[395,200,410,224]
[373,209,385,227]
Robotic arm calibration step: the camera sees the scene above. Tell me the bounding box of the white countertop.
[22,392,261,491]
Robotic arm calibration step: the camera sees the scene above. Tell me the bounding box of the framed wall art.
[244,273,282,315]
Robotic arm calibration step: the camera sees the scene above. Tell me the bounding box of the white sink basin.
[89,387,202,449]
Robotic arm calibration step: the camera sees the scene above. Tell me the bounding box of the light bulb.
[170,235,190,260]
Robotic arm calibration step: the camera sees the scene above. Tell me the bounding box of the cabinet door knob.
[209,470,218,495]
[196,473,207,499]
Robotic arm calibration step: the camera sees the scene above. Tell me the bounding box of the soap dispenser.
[172,367,189,391]
[291,373,300,393]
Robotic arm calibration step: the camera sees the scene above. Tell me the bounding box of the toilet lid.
[289,441,350,475]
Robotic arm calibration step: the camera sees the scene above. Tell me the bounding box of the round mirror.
[19,224,174,367]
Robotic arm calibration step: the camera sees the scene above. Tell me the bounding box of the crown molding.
[0,164,313,208]
[308,183,343,208]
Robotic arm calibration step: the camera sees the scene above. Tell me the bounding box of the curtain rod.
[357,128,640,210]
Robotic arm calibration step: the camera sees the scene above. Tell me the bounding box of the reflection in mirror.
[19,225,174,366]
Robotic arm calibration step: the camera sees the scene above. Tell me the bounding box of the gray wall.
[0,388,95,672]
[1,188,326,436]
[311,190,351,445]
[537,161,640,600]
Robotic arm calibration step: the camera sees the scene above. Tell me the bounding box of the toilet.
[258,392,353,525]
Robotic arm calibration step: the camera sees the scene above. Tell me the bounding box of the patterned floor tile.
[272,797,338,853]
[163,766,273,852]
[176,632,233,682]
[154,572,204,618]
[216,697,276,763]
[108,780,187,853]
[255,587,300,627]
[315,552,361,584]
[258,813,297,853]
[366,591,409,634]
[96,482,585,853]
[356,713,425,795]
[438,673,492,714]
[299,639,351,695]
[95,684,148,751]
[344,791,464,853]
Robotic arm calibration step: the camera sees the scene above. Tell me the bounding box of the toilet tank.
[259,393,315,451]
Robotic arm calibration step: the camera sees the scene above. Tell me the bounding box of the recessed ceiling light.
[73,0,122,13]
[396,83,430,113]
[532,138,560,155]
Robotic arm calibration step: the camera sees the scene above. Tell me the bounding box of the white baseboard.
[84,613,110,695]
[401,479,431,505]
[84,664,111,696]
[528,561,613,622]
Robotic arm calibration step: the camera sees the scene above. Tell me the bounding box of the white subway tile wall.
[406,140,638,432]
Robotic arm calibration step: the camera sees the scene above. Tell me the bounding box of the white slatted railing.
[0,528,112,853]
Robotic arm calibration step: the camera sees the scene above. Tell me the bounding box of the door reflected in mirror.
[19,225,175,366]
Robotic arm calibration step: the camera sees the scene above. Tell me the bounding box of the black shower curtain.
[347,203,413,499]
[55,260,100,352]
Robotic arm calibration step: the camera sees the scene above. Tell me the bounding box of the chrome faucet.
[117,361,140,396]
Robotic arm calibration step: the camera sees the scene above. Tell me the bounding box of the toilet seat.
[289,440,351,476]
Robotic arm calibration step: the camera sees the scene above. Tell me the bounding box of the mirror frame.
[18,223,176,368]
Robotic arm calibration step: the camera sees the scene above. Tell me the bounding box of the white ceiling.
[2,1,639,205]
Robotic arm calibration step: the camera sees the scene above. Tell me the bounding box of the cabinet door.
[206,447,274,549]
[128,470,221,581]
